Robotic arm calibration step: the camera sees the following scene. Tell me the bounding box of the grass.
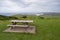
[0,16,60,40]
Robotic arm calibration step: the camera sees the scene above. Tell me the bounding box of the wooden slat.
[11,20,33,23]
[7,25,29,27]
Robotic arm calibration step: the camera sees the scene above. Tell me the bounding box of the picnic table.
[8,20,33,29]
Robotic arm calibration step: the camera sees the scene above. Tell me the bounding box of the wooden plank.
[7,25,29,27]
[11,20,33,23]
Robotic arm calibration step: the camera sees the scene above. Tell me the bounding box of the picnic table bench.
[7,25,29,27]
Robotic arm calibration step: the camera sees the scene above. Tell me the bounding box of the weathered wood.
[7,25,29,27]
[3,26,35,34]
[11,20,33,23]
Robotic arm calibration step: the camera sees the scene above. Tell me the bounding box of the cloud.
[0,0,60,13]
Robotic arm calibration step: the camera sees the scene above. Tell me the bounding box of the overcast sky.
[0,0,60,13]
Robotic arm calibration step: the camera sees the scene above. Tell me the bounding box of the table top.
[11,20,33,23]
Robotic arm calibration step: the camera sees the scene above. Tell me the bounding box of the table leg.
[12,22,17,25]
[10,26,14,29]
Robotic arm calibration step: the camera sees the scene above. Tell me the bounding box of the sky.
[0,0,60,15]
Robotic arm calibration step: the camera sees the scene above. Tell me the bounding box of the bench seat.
[7,25,29,27]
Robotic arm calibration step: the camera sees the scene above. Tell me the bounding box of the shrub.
[22,16,27,19]
[39,16,44,19]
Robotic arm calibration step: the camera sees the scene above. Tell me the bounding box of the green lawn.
[0,16,60,40]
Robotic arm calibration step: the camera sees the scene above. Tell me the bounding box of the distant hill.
[0,12,60,18]
[43,12,60,16]
[13,12,60,16]
[0,15,18,20]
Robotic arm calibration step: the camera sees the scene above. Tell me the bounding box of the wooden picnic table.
[9,20,33,29]
[11,20,33,25]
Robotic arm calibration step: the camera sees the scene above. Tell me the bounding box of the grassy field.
[0,16,60,40]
